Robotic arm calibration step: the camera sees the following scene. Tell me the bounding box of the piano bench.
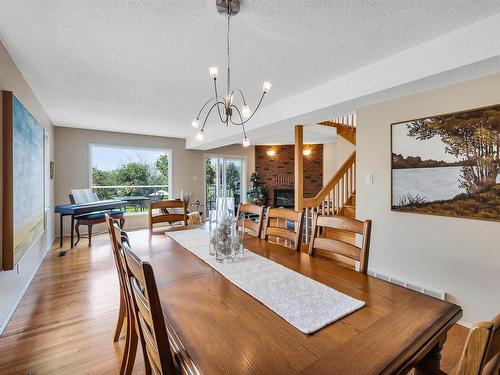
[75,210,125,247]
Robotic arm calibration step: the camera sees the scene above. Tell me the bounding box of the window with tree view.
[91,145,171,213]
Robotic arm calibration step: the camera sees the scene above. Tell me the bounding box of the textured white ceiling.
[1,0,500,141]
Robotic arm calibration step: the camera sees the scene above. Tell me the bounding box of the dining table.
[126,227,462,375]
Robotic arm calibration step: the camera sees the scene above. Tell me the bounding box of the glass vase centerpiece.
[209,197,244,263]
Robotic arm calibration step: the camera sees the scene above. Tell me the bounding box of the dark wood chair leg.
[88,224,93,247]
[114,291,126,343]
[120,216,125,229]
[74,221,81,245]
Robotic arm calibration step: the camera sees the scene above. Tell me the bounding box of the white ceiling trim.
[187,12,500,150]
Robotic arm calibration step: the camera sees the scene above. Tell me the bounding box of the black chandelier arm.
[230,88,247,105]
[196,97,218,120]
[213,78,227,123]
[240,91,266,125]
[200,101,226,131]
[230,105,248,139]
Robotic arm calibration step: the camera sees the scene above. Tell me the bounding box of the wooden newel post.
[294,125,303,211]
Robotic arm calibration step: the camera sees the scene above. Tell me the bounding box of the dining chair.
[105,214,127,343]
[122,240,177,375]
[105,215,144,375]
[416,313,499,375]
[148,200,188,232]
[262,207,304,251]
[236,203,265,238]
[308,214,372,274]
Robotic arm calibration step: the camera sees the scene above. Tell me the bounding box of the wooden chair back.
[456,313,500,375]
[105,214,128,307]
[308,214,372,274]
[236,203,265,238]
[148,200,187,231]
[263,207,303,251]
[122,241,176,375]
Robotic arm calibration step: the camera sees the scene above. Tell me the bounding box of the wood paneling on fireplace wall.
[255,144,323,206]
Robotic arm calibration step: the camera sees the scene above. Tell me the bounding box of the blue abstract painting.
[13,96,44,263]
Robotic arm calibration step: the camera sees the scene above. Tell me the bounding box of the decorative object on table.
[208,211,217,256]
[247,172,269,206]
[213,197,237,263]
[190,0,271,147]
[391,104,500,221]
[1,91,45,270]
[216,196,235,219]
[232,213,245,258]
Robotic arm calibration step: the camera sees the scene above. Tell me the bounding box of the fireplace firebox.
[273,189,294,208]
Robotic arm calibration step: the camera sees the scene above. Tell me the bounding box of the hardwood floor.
[0,231,468,375]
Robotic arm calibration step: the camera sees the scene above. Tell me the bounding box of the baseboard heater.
[367,270,446,300]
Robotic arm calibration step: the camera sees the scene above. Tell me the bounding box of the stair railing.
[301,151,356,244]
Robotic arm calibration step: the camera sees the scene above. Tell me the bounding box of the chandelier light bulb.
[241,104,251,119]
[225,94,234,105]
[209,66,219,79]
[242,137,251,147]
[196,130,205,141]
[191,118,200,128]
[262,81,272,93]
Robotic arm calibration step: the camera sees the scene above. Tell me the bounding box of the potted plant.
[247,172,269,206]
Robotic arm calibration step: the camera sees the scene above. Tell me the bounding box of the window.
[90,145,171,213]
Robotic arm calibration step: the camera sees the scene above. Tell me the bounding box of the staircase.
[300,115,357,245]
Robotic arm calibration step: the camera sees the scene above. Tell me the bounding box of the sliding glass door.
[205,156,246,213]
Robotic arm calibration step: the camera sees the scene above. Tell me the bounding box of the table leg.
[414,334,446,375]
[59,214,64,248]
[70,216,75,249]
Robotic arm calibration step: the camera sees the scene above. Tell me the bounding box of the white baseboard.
[457,319,472,329]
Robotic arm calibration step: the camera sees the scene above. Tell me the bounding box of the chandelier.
[191,0,271,147]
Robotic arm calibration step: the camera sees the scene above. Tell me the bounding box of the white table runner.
[166,228,364,334]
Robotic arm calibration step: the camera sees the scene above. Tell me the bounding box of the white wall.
[54,127,255,235]
[0,41,55,333]
[356,73,500,325]
[323,142,337,185]
[323,137,355,185]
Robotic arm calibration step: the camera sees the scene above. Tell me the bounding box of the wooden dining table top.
[126,227,462,375]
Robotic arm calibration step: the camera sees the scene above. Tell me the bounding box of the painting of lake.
[12,95,45,264]
[391,105,500,221]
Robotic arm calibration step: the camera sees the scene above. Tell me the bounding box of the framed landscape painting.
[2,91,45,270]
[391,104,500,221]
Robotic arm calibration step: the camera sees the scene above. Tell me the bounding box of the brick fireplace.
[255,144,323,207]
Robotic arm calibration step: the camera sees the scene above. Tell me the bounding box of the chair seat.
[77,210,125,222]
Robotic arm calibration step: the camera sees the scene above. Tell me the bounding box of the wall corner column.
[294,125,303,211]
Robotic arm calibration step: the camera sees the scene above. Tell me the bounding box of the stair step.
[340,205,355,218]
